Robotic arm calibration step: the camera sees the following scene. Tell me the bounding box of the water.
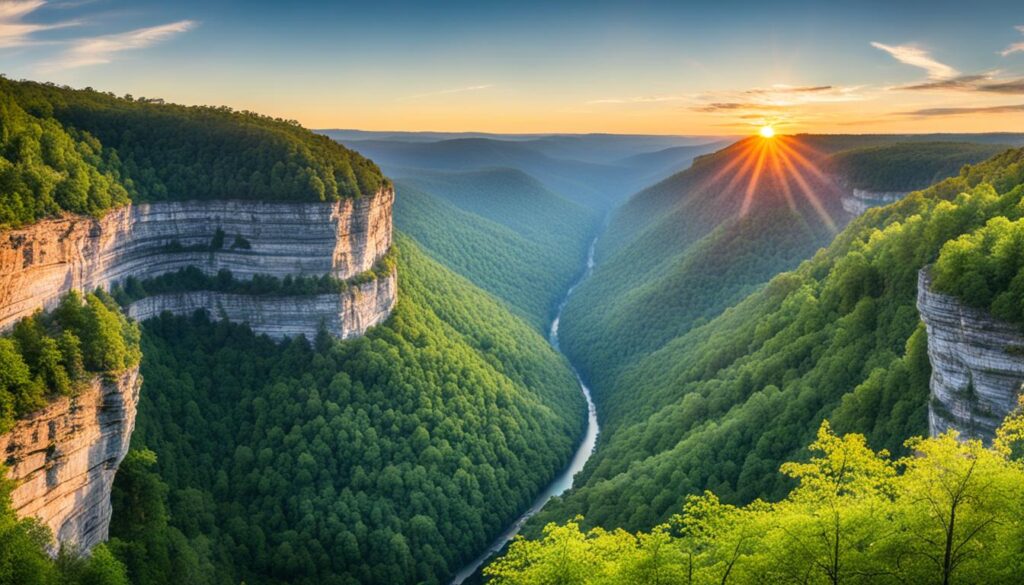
[448,237,601,584]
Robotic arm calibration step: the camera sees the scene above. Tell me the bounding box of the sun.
[759,125,776,139]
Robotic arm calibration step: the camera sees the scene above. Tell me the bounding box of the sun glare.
[759,125,775,139]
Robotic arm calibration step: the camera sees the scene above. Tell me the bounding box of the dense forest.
[827,142,1007,192]
[0,78,386,228]
[933,214,1024,324]
[490,412,1024,584]
[0,291,141,432]
[105,236,585,585]
[394,169,596,330]
[535,145,1024,534]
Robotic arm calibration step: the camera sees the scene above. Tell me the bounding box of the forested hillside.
[107,236,586,585]
[394,169,597,330]
[0,78,385,228]
[490,415,1024,584]
[535,145,1024,534]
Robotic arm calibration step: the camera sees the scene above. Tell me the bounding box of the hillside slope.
[108,235,587,585]
[535,146,1024,534]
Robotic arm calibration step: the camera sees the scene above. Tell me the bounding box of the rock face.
[917,269,1024,442]
[0,369,141,552]
[126,267,397,340]
[0,188,396,552]
[0,189,394,332]
[840,188,909,217]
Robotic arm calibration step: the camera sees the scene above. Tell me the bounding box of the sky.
[2,0,1024,135]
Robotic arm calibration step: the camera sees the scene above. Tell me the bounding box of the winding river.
[449,236,601,584]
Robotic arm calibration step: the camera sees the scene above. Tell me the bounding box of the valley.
[4,76,1024,585]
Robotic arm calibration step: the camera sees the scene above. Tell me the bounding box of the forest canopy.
[0,291,141,432]
[488,409,1024,585]
[106,237,585,585]
[0,77,387,228]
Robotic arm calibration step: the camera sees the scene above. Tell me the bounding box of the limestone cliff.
[0,368,141,552]
[840,188,909,217]
[126,266,397,340]
[0,186,396,552]
[0,188,394,331]
[917,268,1024,442]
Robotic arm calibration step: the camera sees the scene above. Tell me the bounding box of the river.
[449,236,601,584]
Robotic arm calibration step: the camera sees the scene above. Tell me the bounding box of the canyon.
[918,268,1024,442]
[0,188,396,552]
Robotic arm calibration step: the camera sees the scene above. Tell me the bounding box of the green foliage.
[0,77,387,228]
[0,466,130,585]
[108,236,585,585]
[489,415,1024,585]
[0,89,130,227]
[394,170,596,330]
[827,142,1007,192]
[933,214,1024,323]
[0,291,140,432]
[537,147,1024,533]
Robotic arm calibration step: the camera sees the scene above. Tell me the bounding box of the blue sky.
[2,0,1023,133]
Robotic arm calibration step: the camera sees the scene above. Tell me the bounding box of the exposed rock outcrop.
[126,266,397,340]
[917,268,1024,442]
[0,187,396,553]
[840,188,909,217]
[0,188,395,331]
[0,368,141,552]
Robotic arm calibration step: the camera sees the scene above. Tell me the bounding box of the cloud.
[585,95,689,105]
[898,73,1024,94]
[871,41,959,79]
[396,84,494,101]
[691,84,865,113]
[0,0,81,48]
[903,103,1024,116]
[1002,25,1024,57]
[43,19,196,70]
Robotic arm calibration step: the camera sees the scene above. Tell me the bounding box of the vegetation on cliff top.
[0,291,141,433]
[537,146,1024,533]
[0,77,387,228]
[107,236,585,585]
[489,409,1024,585]
[933,213,1024,325]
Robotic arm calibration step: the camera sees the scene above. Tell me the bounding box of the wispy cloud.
[902,103,1024,116]
[871,42,959,79]
[586,95,689,105]
[691,84,866,113]
[396,84,494,101]
[42,19,196,71]
[0,0,80,48]
[1002,25,1024,57]
[898,72,1024,95]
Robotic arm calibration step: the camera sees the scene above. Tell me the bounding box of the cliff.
[0,188,395,333]
[840,188,909,217]
[0,368,141,552]
[0,187,396,552]
[917,268,1024,441]
[125,266,397,340]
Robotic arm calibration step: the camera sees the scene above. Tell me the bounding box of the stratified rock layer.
[917,268,1024,442]
[0,189,394,332]
[840,188,909,217]
[0,188,395,552]
[0,369,141,552]
[126,267,397,340]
